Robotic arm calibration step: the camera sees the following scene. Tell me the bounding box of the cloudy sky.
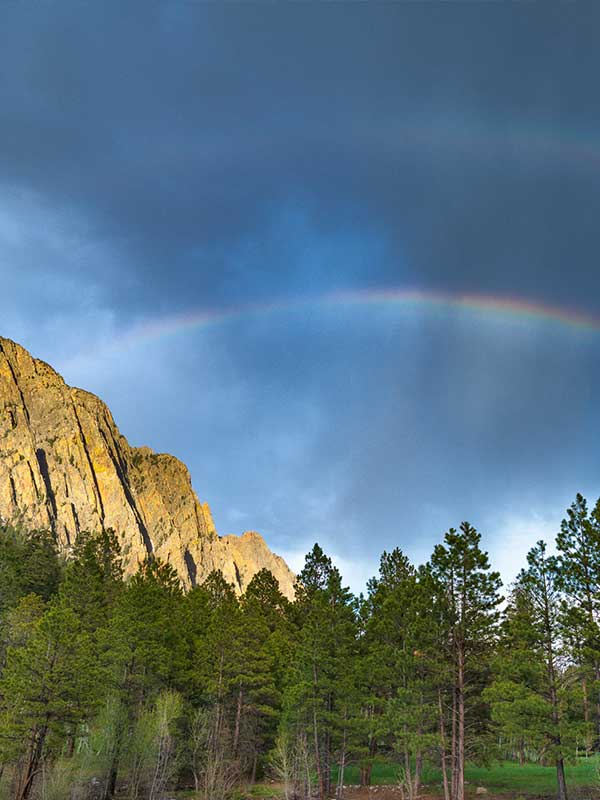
[2,3,600,590]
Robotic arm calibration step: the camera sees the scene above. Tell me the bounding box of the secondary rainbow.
[108,289,600,355]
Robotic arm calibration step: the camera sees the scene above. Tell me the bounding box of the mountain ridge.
[0,336,295,598]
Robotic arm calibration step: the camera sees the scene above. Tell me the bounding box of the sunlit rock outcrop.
[0,337,295,598]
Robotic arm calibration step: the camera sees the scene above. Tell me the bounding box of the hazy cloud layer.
[2,3,600,589]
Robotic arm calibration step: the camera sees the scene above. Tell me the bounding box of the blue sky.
[1,3,600,591]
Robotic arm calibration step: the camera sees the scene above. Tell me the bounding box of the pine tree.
[286,544,359,800]
[236,569,292,779]
[359,549,415,785]
[0,525,60,618]
[361,550,446,798]
[0,526,61,674]
[485,541,575,800]
[102,557,185,798]
[430,522,502,800]
[59,529,123,634]
[182,570,243,796]
[387,565,442,799]
[554,494,600,748]
[0,597,102,800]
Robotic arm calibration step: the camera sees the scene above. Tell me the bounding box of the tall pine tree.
[486,541,575,800]
[554,494,600,748]
[430,522,502,800]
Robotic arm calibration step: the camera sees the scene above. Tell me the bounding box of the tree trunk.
[593,662,600,744]
[518,739,525,766]
[233,685,243,757]
[213,649,225,750]
[313,698,325,800]
[556,757,568,800]
[360,735,376,786]
[65,733,75,758]
[323,729,331,798]
[15,724,47,800]
[337,724,347,800]
[439,689,450,800]
[103,708,126,800]
[581,677,592,754]
[302,731,313,800]
[414,749,422,799]
[404,743,413,800]
[414,693,424,799]
[104,758,119,800]
[456,645,465,800]
[324,694,333,798]
[451,685,458,800]
[360,762,373,787]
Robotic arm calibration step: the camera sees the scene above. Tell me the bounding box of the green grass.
[245,787,284,798]
[332,756,600,796]
[463,759,598,795]
[177,758,600,799]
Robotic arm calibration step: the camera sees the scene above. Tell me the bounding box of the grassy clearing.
[330,757,600,796]
[177,758,600,798]
[462,759,598,795]
[245,786,285,798]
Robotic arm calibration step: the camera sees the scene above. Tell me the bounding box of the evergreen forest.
[1,494,599,800]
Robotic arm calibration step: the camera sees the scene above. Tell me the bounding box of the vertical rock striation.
[0,337,295,598]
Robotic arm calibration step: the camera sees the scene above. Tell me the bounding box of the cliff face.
[0,337,295,599]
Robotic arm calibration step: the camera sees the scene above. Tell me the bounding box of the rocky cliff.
[0,337,295,598]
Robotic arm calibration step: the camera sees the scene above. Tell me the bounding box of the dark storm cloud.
[3,4,600,305]
[2,2,600,588]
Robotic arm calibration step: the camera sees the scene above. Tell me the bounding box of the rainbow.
[101,289,600,357]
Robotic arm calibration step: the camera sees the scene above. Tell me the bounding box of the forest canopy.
[0,494,598,800]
